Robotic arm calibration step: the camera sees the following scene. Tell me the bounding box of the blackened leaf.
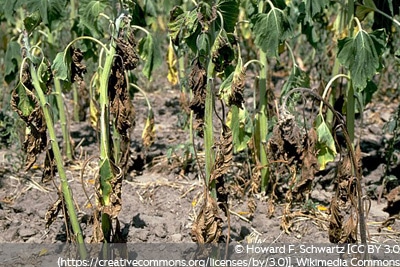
[337,29,386,90]
[138,34,162,80]
[252,7,291,58]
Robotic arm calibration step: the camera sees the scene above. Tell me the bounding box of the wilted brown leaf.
[188,58,207,135]
[11,88,47,170]
[191,194,223,243]
[45,195,63,229]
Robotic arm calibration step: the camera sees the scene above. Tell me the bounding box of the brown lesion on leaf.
[11,84,47,171]
[189,58,207,136]
[229,68,246,107]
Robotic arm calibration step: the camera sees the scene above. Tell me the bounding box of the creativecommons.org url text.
[58,257,291,267]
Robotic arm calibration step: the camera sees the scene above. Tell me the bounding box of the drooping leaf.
[315,115,337,170]
[281,64,310,98]
[142,108,155,148]
[227,106,252,152]
[138,34,162,80]
[217,0,239,33]
[4,41,21,84]
[168,6,186,44]
[25,0,67,29]
[51,51,71,81]
[219,55,245,107]
[166,41,179,85]
[78,0,110,36]
[356,0,376,21]
[337,29,386,90]
[251,7,291,58]
[197,1,216,32]
[197,32,211,57]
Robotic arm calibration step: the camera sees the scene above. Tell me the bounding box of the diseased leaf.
[51,52,71,81]
[142,109,155,148]
[166,42,179,85]
[227,106,252,152]
[138,34,162,80]
[315,115,337,170]
[168,6,186,44]
[251,7,291,58]
[337,29,386,90]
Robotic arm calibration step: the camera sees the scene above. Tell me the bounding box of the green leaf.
[217,0,239,33]
[15,83,36,117]
[315,115,337,170]
[197,32,211,56]
[78,0,110,36]
[337,29,386,90]
[227,106,252,152]
[2,0,21,22]
[356,0,376,21]
[51,52,71,81]
[24,11,43,34]
[251,7,291,58]
[304,0,329,23]
[25,0,67,28]
[168,6,185,44]
[138,34,162,80]
[281,64,310,98]
[4,41,21,84]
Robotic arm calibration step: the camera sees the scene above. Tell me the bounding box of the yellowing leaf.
[315,115,337,170]
[166,42,178,86]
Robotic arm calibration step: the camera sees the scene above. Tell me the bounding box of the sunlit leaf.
[138,34,162,80]
[337,29,386,90]
[251,7,291,58]
[51,52,71,81]
[315,115,337,170]
[227,106,252,152]
[166,42,179,85]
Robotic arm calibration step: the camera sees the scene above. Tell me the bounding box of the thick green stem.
[30,65,86,257]
[54,78,73,160]
[257,2,269,193]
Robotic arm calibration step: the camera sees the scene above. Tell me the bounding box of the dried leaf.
[142,109,155,148]
[191,194,223,243]
[45,195,62,228]
[189,58,207,135]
